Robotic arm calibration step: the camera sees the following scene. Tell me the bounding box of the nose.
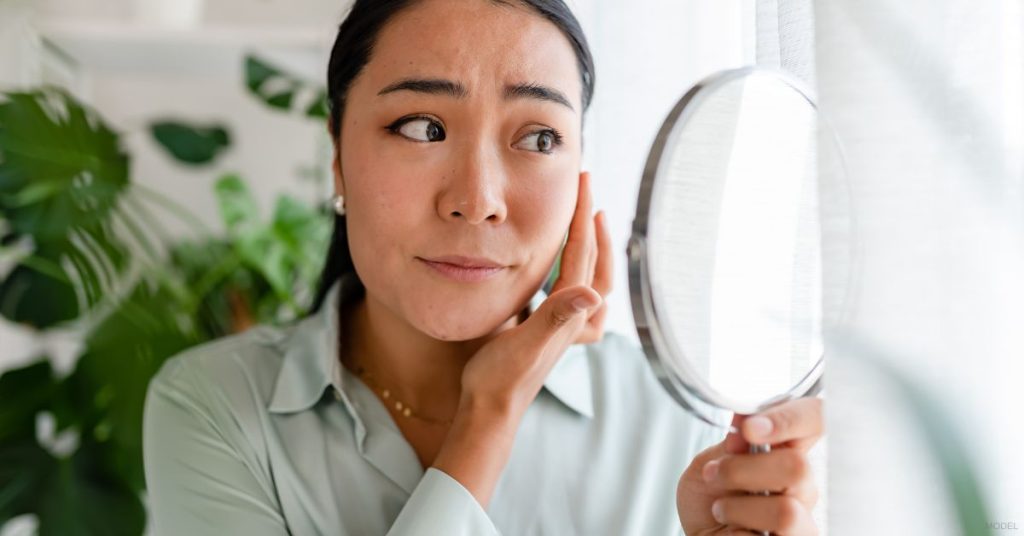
[437,144,508,225]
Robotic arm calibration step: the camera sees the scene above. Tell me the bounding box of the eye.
[515,129,564,154]
[387,116,446,142]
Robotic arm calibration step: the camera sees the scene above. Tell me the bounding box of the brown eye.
[390,117,446,142]
[515,129,563,154]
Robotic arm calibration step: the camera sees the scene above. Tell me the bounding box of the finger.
[555,172,594,289]
[742,397,823,447]
[783,434,824,454]
[583,178,598,285]
[592,210,614,296]
[522,285,602,347]
[702,448,810,495]
[711,495,817,535]
[789,473,820,510]
[576,301,608,344]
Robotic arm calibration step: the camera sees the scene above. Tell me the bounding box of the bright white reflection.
[707,75,821,406]
[648,73,823,412]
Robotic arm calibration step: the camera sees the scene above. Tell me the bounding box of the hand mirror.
[628,67,849,454]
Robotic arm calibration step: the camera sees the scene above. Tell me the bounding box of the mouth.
[417,255,508,282]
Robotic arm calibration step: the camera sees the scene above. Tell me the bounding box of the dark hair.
[309,0,596,313]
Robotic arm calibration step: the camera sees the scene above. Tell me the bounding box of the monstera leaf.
[245,55,328,119]
[0,434,146,536]
[69,279,199,491]
[0,359,146,536]
[0,88,128,241]
[0,88,131,327]
[0,278,195,534]
[150,120,231,165]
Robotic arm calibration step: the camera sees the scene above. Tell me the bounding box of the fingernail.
[572,295,596,311]
[702,460,720,483]
[747,416,774,441]
[711,500,725,523]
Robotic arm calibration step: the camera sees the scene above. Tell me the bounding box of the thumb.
[525,285,602,339]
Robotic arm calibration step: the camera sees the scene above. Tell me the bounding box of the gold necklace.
[351,364,454,427]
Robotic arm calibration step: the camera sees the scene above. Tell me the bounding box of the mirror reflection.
[639,70,826,415]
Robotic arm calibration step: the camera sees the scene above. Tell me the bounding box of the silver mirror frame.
[627,66,830,426]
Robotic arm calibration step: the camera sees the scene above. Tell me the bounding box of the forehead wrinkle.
[363,0,583,110]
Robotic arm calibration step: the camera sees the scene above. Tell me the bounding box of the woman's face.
[335,0,585,341]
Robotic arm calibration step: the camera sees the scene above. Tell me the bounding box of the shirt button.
[333,388,342,401]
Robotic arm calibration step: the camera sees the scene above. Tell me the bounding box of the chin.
[413,306,514,342]
[404,285,530,341]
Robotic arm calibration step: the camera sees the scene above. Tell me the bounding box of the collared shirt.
[143,272,723,535]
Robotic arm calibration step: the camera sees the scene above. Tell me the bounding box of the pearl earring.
[332,194,346,216]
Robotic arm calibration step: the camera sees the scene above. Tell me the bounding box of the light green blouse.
[142,273,723,535]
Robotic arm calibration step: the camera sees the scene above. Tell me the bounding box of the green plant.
[0,88,130,328]
[0,56,330,534]
[245,55,328,119]
[149,120,231,165]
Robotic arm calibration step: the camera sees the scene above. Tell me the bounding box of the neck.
[341,292,526,419]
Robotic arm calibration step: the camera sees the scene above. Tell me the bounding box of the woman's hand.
[457,170,612,413]
[676,398,824,536]
[548,171,614,345]
[433,171,611,506]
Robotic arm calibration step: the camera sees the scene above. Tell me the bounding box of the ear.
[328,120,345,197]
[332,149,345,197]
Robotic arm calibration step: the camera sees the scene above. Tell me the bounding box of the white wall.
[575,0,752,342]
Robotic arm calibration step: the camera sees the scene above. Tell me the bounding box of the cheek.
[339,145,431,297]
[343,171,431,280]
[341,122,432,240]
[513,167,579,248]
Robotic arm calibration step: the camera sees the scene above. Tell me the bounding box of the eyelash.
[527,129,565,155]
[384,115,565,155]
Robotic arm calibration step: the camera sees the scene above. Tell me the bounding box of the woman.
[143,0,823,534]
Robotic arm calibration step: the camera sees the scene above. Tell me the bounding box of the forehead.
[359,0,583,107]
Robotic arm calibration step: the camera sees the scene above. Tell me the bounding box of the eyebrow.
[504,83,574,111]
[377,78,574,111]
[378,78,467,99]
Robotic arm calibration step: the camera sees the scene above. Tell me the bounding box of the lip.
[417,255,507,282]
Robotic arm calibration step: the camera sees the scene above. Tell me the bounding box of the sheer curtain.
[569,0,751,342]
[753,1,831,532]
[815,0,1024,533]
[756,0,815,87]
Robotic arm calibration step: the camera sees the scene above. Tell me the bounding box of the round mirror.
[628,67,848,431]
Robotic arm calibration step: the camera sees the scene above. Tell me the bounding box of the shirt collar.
[268,273,594,419]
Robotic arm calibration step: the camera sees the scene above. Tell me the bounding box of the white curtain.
[754,2,832,532]
[756,0,816,87]
[571,0,751,342]
[815,0,1024,533]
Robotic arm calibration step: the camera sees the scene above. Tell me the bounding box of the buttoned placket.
[328,347,425,496]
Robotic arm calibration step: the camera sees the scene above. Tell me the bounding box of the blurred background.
[2,0,1022,535]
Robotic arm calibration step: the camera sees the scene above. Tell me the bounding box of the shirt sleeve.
[143,357,288,536]
[386,467,501,536]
